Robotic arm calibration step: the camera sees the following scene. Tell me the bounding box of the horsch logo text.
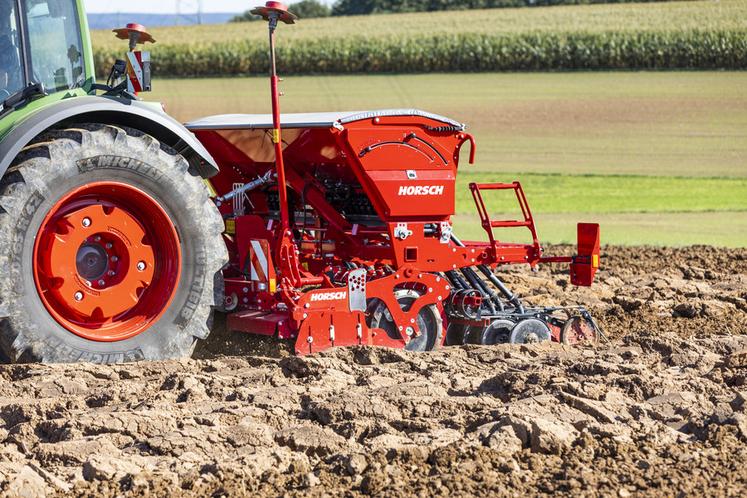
[398,185,444,196]
[310,291,348,302]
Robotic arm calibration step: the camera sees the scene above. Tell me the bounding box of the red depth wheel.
[560,316,599,345]
[33,182,181,342]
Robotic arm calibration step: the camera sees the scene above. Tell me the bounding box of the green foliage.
[92,1,747,77]
[292,0,332,18]
[93,29,747,77]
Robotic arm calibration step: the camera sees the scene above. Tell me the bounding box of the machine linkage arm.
[215,170,276,206]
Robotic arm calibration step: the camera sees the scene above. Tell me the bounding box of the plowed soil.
[1,246,746,497]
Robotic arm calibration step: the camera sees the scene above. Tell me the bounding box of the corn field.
[91,0,747,76]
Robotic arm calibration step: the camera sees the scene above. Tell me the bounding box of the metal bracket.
[439,221,452,244]
[348,268,367,312]
[232,182,245,215]
[394,223,413,241]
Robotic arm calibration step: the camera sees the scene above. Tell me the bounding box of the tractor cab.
[0,0,90,108]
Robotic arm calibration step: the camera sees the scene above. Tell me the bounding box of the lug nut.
[94,236,101,242]
[74,291,83,301]
[111,256,118,262]
[105,243,113,249]
[136,261,146,271]
[98,280,106,286]
[82,218,91,228]
[108,271,116,277]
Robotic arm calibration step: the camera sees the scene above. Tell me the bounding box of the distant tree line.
[231,0,685,22]
[330,0,684,16]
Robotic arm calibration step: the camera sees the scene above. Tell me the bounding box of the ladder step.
[472,182,519,191]
[490,220,531,228]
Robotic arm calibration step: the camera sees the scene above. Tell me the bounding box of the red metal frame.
[185,1,600,354]
[29,4,601,354]
[194,111,600,354]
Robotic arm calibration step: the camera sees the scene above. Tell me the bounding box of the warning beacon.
[112,23,155,94]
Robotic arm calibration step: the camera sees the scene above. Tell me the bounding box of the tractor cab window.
[0,0,23,99]
[24,0,85,92]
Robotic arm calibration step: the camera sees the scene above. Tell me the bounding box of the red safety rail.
[470,181,541,256]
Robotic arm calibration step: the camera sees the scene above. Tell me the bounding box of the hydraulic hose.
[446,270,469,290]
[477,265,524,314]
[450,234,524,314]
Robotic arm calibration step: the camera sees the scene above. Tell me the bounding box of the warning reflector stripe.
[125,51,149,93]
[249,240,269,282]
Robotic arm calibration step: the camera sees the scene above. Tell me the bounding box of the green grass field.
[148,72,747,247]
[452,211,747,247]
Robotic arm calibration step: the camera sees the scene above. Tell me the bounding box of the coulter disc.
[509,318,552,344]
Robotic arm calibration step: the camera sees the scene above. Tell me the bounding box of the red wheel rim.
[33,182,181,342]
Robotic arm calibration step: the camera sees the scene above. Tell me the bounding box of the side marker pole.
[251,2,297,234]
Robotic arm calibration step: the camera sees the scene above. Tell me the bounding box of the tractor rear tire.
[0,124,227,363]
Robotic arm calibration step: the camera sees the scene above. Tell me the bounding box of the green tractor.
[0,0,226,363]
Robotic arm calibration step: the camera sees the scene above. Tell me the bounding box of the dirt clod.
[0,245,745,497]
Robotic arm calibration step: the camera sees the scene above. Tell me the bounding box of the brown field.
[151,72,747,177]
[1,245,746,496]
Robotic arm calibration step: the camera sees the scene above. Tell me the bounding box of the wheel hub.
[33,182,181,342]
[76,243,109,281]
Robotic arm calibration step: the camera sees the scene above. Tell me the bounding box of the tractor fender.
[0,95,219,179]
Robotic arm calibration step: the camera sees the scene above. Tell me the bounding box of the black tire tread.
[0,124,227,363]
